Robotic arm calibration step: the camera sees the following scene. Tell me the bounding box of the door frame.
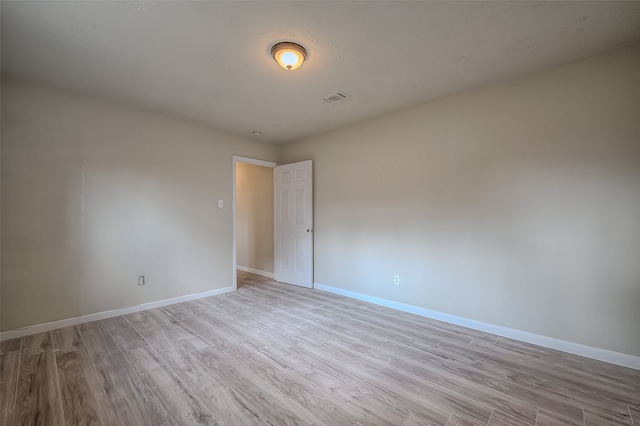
[232,155,278,291]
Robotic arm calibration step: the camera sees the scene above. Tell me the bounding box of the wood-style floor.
[1,271,638,426]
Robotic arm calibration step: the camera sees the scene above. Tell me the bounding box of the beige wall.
[2,45,640,359]
[0,80,279,330]
[281,45,640,357]
[236,163,274,274]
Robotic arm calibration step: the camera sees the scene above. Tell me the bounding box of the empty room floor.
[1,271,638,426]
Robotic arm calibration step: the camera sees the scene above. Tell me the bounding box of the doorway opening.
[232,156,314,290]
[232,156,277,291]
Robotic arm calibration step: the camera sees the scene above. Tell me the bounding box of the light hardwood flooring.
[1,270,639,426]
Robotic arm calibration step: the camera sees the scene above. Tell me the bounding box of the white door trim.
[232,155,278,291]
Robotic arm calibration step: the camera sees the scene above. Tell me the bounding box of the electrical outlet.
[138,275,145,286]
[393,275,400,285]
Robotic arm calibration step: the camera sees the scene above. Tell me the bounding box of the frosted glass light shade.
[271,42,307,71]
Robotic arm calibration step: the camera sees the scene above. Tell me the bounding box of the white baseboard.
[237,266,274,279]
[314,283,640,371]
[0,285,235,341]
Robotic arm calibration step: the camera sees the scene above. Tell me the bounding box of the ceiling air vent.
[322,91,350,104]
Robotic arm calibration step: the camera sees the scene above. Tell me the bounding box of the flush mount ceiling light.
[271,42,307,71]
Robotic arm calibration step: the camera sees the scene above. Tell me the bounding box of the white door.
[274,160,313,288]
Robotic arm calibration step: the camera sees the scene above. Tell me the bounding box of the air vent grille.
[323,91,350,104]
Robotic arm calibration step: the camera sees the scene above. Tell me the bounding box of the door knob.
[307,228,314,232]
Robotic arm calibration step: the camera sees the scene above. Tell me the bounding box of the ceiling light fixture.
[271,42,307,71]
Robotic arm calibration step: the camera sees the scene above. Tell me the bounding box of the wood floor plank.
[160,306,237,352]
[445,338,634,413]
[443,414,485,426]
[100,317,147,352]
[212,298,266,323]
[14,350,65,426]
[124,311,187,353]
[144,308,210,352]
[259,344,422,426]
[267,338,458,425]
[376,343,581,424]
[53,326,85,353]
[79,321,119,356]
[355,412,411,426]
[451,338,638,414]
[157,346,266,426]
[1,337,22,354]
[495,337,640,384]
[92,349,170,426]
[467,339,639,405]
[315,303,473,346]
[283,307,390,349]
[317,340,494,425]
[402,414,442,426]
[55,348,109,425]
[259,329,456,426]
[21,331,53,355]
[223,343,362,425]
[1,350,21,425]
[193,296,236,315]
[584,407,633,426]
[629,406,639,425]
[535,409,584,426]
[343,338,539,425]
[123,311,158,332]
[244,285,323,312]
[191,307,272,352]
[310,341,483,424]
[487,410,531,426]
[249,317,328,349]
[124,346,217,425]
[194,346,317,426]
[310,305,442,348]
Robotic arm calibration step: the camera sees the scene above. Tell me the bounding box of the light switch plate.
[218,200,224,208]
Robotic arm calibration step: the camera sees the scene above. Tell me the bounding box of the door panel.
[274,160,313,288]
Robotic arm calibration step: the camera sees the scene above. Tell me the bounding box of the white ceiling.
[2,1,639,144]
